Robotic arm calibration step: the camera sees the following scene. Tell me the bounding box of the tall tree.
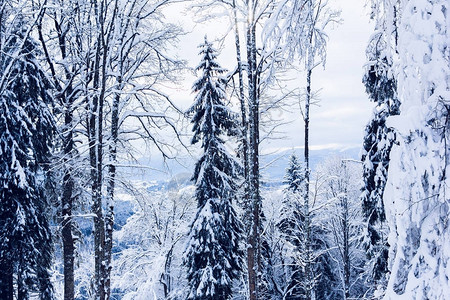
[0,16,54,300]
[36,0,88,298]
[184,37,243,300]
[103,1,183,297]
[245,2,261,297]
[265,2,339,299]
[361,8,400,295]
[370,0,450,298]
[188,2,306,297]
[86,1,109,297]
[242,2,291,297]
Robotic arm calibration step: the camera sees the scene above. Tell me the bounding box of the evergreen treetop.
[284,154,304,193]
[187,36,241,206]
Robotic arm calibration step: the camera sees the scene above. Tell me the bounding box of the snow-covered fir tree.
[278,154,304,299]
[370,0,449,298]
[361,11,400,296]
[184,37,243,300]
[0,19,54,300]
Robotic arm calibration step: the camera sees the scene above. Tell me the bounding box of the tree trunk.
[342,170,350,300]
[0,260,14,300]
[303,4,315,293]
[162,242,176,297]
[89,88,105,300]
[104,75,121,300]
[90,10,105,299]
[95,1,118,298]
[61,55,75,300]
[232,0,249,203]
[246,4,261,298]
[62,125,75,300]
[90,0,112,298]
[304,66,312,300]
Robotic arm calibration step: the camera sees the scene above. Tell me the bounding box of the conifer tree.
[184,37,243,300]
[0,20,54,300]
[278,154,304,299]
[279,155,304,244]
[369,0,449,298]
[361,28,400,295]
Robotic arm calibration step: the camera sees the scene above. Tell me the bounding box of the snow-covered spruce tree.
[278,154,305,299]
[368,0,449,299]
[0,20,54,300]
[184,37,243,300]
[361,17,400,296]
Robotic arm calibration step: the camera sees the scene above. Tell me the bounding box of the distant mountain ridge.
[127,145,362,185]
[260,146,361,183]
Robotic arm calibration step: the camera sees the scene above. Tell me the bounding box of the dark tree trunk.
[303,5,315,292]
[61,60,75,300]
[62,127,75,300]
[342,176,350,299]
[246,10,261,300]
[89,4,105,296]
[233,0,249,203]
[162,242,175,297]
[104,75,121,300]
[0,260,14,300]
[91,1,112,297]
[304,67,312,300]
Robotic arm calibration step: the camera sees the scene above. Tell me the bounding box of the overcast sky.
[164,0,374,156]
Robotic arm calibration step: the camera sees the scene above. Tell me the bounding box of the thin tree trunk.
[90,0,114,297]
[246,3,261,298]
[61,45,75,300]
[232,0,249,201]
[104,74,121,300]
[233,10,255,295]
[303,3,314,294]
[61,119,75,300]
[90,1,105,296]
[342,170,350,300]
[162,242,176,297]
[304,67,312,300]
[99,2,119,299]
[90,85,105,300]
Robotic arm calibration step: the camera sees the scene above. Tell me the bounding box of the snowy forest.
[0,0,448,299]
